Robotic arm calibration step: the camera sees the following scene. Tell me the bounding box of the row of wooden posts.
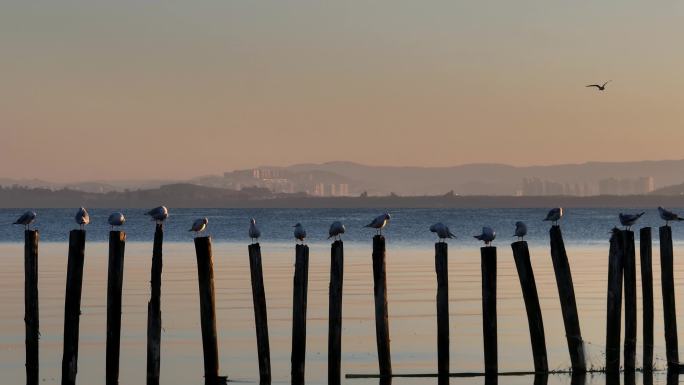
[18,223,682,385]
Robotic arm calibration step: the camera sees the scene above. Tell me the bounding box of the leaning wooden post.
[660,225,679,368]
[61,229,86,385]
[549,225,586,372]
[147,223,164,385]
[372,235,392,377]
[605,229,624,373]
[434,242,449,376]
[623,230,637,371]
[248,243,272,383]
[511,240,548,373]
[106,231,126,385]
[481,246,498,375]
[194,236,225,385]
[640,227,654,372]
[24,230,40,385]
[291,244,309,385]
[328,240,344,385]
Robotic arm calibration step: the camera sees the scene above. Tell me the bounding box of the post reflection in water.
[379,376,392,385]
[484,374,497,385]
[437,374,448,385]
[643,370,653,385]
[624,371,636,385]
[667,371,679,385]
[571,372,586,385]
[534,373,548,385]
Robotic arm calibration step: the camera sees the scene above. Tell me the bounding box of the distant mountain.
[652,183,684,196]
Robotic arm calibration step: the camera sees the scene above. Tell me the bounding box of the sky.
[2,1,684,182]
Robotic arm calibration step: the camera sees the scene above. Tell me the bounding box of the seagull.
[146,206,169,224]
[474,227,496,246]
[658,207,684,226]
[189,217,208,236]
[328,221,346,240]
[513,221,527,241]
[75,207,90,230]
[365,213,391,235]
[293,223,306,244]
[108,212,126,229]
[586,80,611,91]
[249,218,261,243]
[619,212,645,230]
[544,208,563,225]
[429,222,456,242]
[13,211,37,231]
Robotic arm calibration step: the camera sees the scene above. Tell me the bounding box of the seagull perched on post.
[293,223,306,244]
[328,221,346,240]
[75,207,90,230]
[108,212,126,230]
[619,212,645,230]
[365,213,391,235]
[586,80,611,91]
[189,217,208,236]
[430,222,455,242]
[13,211,37,231]
[658,207,684,226]
[474,227,496,246]
[544,208,563,225]
[513,221,527,241]
[146,206,169,224]
[249,218,261,244]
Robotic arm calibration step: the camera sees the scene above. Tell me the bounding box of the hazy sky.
[2,1,684,181]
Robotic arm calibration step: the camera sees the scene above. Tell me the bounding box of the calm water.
[1,208,684,384]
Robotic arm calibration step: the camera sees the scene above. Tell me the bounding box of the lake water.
[1,208,684,384]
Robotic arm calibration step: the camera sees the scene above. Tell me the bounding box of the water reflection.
[379,377,392,385]
[534,373,549,385]
[571,372,586,385]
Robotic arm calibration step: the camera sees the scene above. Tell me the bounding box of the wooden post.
[434,242,449,376]
[660,225,679,367]
[623,230,637,371]
[61,229,86,385]
[481,246,497,375]
[328,240,344,385]
[106,231,126,385]
[147,224,163,385]
[24,230,39,385]
[640,227,654,372]
[194,236,223,385]
[291,244,309,385]
[511,241,548,373]
[605,229,624,373]
[372,235,392,378]
[549,225,586,372]
[248,243,272,383]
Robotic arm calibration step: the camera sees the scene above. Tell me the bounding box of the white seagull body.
[293,223,306,243]
[14,211,37,230]
[189,217,208,235]
[429,222,455,242]
[514,221,527,240]
[658,207,684,225]
[75,207,90,229]
[365,213,391,235]
[146,206,169,223]
[619,212,645,229]
[108,212,126,228]
[544,208,563,225]
[474,227,496,246]
[328,221,346,240]
[249,218,261,243]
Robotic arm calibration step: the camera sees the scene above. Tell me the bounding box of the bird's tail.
[364,224,372,228]
[637,212,646,217]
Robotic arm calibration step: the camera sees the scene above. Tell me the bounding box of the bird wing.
[586,84,600,88]
[602,80,612,87]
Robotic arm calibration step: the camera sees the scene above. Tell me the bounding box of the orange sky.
[2,1,684,182]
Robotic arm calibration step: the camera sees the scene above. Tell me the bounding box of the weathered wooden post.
[61,229,86,385]
[147,223,163,385]
[24,230,40,385]
[194,236,227,385]
[511,240,548,373]
[605,229,624,373]
[106,231,126,385]
[660,225,679,368]
[248,243,271,383]
[481,246,497,375]
[549,225,586,372]
[328,240,344,385]
[372,235,392,377]
[623,230,637,371]
[640,227,654,372]
[291,244,309,385]
[434,242,449,376]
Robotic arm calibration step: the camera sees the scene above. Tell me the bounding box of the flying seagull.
[544,208,563,225]
[474,227,496,246]
[14,211,37,231]
[586,80,611,91]
[619,212,645,230]
[328,221,346,240]
[249,218,261,243]
[293,223,306,244]
[146,206,169,224]
[75,207,90,230]
[365,213,391,235]
[658,206,684,226]
[513,221,527,241]
[108,212,126,229]
[189,217,208,236]
[430,222,456,242]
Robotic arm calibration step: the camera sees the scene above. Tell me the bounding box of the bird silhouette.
[513,221,527,240]
[328,221,346,240]
[365,213,391,235]
[293,223,306,244]
[430,222,456,242]
[586,80,611,91]
[249,218,261,243]
[14,211,37,231]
